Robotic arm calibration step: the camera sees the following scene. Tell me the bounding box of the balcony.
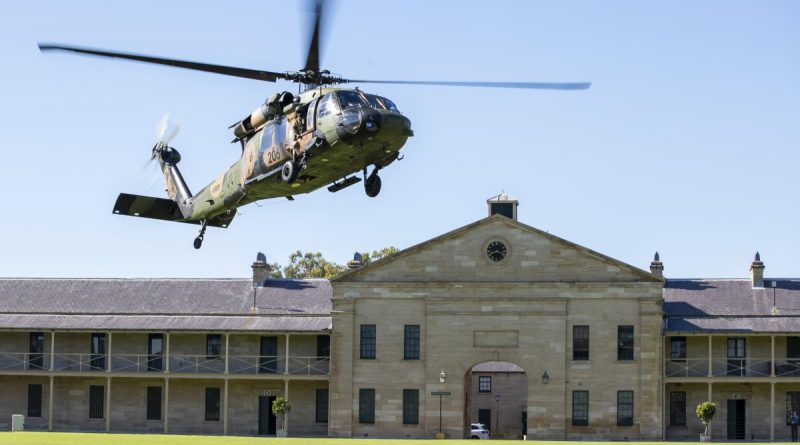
[0,352,330,376]
[665,357,800,378]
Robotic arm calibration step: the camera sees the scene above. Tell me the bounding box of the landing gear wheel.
[281,160,299,183]
[193,219,208,249]
[365,174,382,198]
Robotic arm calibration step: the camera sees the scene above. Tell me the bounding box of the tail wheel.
[281,160,299,183]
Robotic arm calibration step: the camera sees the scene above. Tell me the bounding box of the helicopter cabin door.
[315,93,340,142]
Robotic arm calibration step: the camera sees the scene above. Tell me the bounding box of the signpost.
[431,390,451,438]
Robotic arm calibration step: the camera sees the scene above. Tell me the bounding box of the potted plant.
[696,401,716,442]
[272,396,292,437]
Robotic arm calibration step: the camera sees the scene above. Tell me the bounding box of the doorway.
[260,336,278,374]
[478,409,491,432]
[258,395,277,435]
[464,361,527,439]
[727,399,746,440]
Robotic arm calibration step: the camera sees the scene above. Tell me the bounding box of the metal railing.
[0,351,331,375]
[664,357,800,378]
[0,352,51,371]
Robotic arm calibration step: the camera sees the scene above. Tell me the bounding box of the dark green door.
[479,409,491,432]
[727,399,746,440]
[258,395,277,435]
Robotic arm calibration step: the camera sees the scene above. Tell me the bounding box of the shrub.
[696,401,717,434]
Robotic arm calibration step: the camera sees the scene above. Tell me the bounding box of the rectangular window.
[148,334,163,372]
[28,332,44,370]
[788,337,800,359]
[670,337,687,360]
[404,325,420,360]
[317,335,330,358]
[27,384,42,418]
[358,388,375,424]
[479,376,492,393]
[727,337,746,376]
[787,392,800,425]
[360,325,376,360]
[89,385,104,419]
[205,388,220,421]
[617,390,634,426]
[315,388,329,423]
[206,334,221,360]
[572,390,588,426]
[618,326,634,361]
[90,333,106,370]
[146,386,162,421]
[670,391,686,426]
[573,325,589,360]
[403,389,419,425]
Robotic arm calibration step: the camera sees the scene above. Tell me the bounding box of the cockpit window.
[378,96,398,112]
[364,94,385,109]
[336,90,368,109]
[316,94,339,120]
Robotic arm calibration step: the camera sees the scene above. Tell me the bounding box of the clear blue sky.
[1,1,798,278]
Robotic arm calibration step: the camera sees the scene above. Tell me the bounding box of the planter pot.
[276,430,288,438]
[700,433,712,442]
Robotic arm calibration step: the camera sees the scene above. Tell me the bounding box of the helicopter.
[39,1,590,249]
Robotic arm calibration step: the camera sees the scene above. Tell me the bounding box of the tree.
[272,396,292,431]
[696,401,716,435]
[282,251,347,279]
[360,246,398,265]
[266,262,284,279]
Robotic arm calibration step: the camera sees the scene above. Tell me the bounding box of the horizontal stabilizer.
[113,193,234,228]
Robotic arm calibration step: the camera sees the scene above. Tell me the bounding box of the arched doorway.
[464,361,527,439]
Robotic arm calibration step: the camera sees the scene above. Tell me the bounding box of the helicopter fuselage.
[173,87,413,224]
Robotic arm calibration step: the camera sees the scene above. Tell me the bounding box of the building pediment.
[334,214,660,284]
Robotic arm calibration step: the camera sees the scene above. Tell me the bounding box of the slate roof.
[664,279,800,333]
[0,278,332,332]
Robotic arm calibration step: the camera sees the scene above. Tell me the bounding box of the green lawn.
[0,434,795,445]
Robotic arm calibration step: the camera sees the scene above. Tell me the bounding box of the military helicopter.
[39,1,590,249]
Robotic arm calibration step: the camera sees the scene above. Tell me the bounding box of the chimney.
[750,252,765,288]
[252,252,269,287]
[487,192,519,221]
[650,252,664,278]
[347,252,364,270]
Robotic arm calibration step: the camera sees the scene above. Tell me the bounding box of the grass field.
[0,434,795,445]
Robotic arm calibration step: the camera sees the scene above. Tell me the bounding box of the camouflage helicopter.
[39,1,590,249]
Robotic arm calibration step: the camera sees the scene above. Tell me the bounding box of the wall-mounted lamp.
[439,369,447,384]
[541,370,550,385]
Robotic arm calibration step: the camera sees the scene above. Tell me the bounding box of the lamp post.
[541,370,550,385]
[431,369,450,439]
[494,392,501,438]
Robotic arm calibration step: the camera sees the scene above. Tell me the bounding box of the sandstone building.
[0,195,798,440]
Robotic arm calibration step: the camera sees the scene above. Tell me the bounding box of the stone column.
[771,335,776,377]
[164,378,170,434]
[49,331,56,371]
[224,333,230,374]
[223,378,229,435]
[105,377,112,432]
[48,375,54,431]
[107,332,113,372]
[707,383,713,437]
[771,382,775,441]
[165,333,171,374]
[708,336,713,377]
[284,379,290,431]
[284,334,291,375]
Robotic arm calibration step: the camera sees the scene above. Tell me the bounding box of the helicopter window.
[377,96,399,112]
[306,98,318,131]
[363,94,386,110]
[316,94,339,120]
[336,90,368,109]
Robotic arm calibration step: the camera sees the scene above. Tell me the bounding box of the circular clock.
[486,241,508,262]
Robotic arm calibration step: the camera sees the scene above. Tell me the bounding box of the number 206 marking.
[266,146,283,165]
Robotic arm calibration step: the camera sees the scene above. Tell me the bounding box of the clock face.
[486,241,507,262]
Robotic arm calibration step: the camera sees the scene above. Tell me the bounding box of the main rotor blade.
[303,0,324,72]
[38,43,287,82]
[345,79,592,90]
